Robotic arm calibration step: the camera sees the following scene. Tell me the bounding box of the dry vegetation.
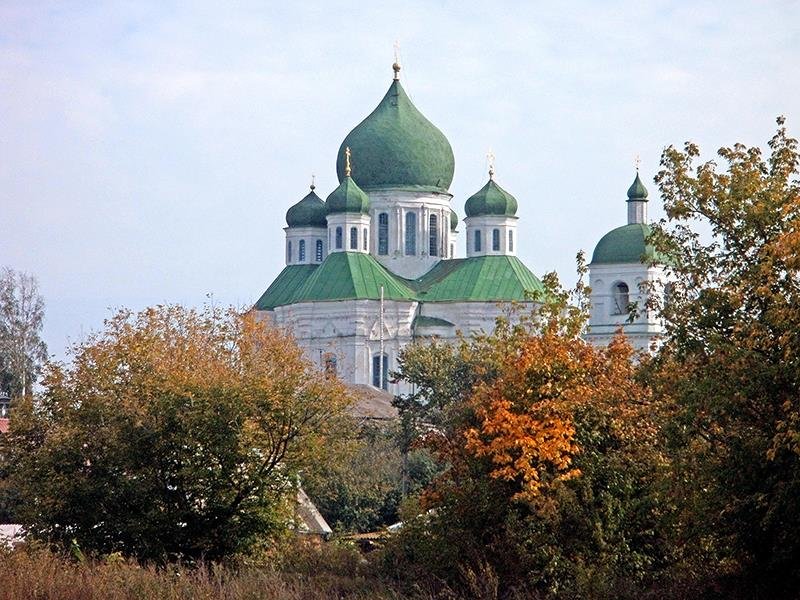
[0,544,411,600]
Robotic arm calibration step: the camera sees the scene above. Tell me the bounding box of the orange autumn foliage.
[464,332,650,505]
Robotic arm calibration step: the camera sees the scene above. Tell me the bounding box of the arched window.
[508,230,514,252]
[612,282,630,315]
[323,353,337,377]
[363,228,368,251]
[492,229,500,251]
[429,214,438,256]
[405,212,417,255]
[664,282,675,307]
[372,353,388,390]
[350,227,358,250]
[287,240,292,263]
[378,213,389,255]
[315,239,323,262]
[299,239,306,262]
[474,229,482,252]
[335,227,343,249]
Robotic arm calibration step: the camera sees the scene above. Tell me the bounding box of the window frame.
[429,214,438,257]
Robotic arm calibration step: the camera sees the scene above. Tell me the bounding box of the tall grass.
[0,544,410,600]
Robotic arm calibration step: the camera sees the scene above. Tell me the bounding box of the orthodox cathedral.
[254,63,667,394]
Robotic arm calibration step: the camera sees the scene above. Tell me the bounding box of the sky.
[1,0,798,362]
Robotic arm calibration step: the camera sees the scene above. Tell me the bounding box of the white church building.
[254,63,666,394]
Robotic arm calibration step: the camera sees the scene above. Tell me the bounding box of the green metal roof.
[591,223,665,265]
[294,252,416,302]
[286,188,327,227]
[254,264,319,310]
[627,172,649,201]
[421,256,545,302]
[326,176,370,214]
[255,255,546,309]
[413,315,455,328]
[464,178,518,217]
[336,78,454,194]
[450,209,458,231]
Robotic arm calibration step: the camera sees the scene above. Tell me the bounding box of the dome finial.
[487,148,496,180]
[310,174,316,191]
[344,147,352,177]
[392,40,401,80]
[634,153,641,172]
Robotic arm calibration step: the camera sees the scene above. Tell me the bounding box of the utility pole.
[379,285,385,390]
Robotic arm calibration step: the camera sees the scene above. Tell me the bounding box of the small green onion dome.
[450,209,459,231]
[464,178,518,217]
[336,77,455,193]
[326,175,370,215]
[285,186,327,228]
[627,172,649,200]
[591,223,665,264]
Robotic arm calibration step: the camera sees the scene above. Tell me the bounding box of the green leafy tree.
[647,117,800,595]
[384,265,667,598]
[302,423,437,533]
[1,305,351,562]
[0,267,47,397]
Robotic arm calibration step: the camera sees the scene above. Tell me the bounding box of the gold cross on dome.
[634,154,641,172]
[344,147,352,177]
[487,149,496,179]
[310,174,316,190]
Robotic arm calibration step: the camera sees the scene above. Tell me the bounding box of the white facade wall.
[259,298,537,394]
[326,213,371,254]
[368,189,454,279]
[464,215,519,257]
[284,227,328,265]
[586,262,666,352]
[270,299,416,394]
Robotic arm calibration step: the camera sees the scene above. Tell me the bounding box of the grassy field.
[0,544,418,600]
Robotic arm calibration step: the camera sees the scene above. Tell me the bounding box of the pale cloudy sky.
[1,1,798,361]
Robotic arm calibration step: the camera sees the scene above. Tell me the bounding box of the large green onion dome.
[450,209,459,231]
[464,175,518,217]
[335,67,455,194]
[591,223,665,264]
[326,166,370,215]
[285,184,327,228]
[627,172,649,200]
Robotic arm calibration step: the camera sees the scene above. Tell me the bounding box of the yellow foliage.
[464,332,649,506]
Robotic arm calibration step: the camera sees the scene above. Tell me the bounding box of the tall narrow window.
[405,212,417,255]
[378,213,389,255]
[299,239,306,261]
[350,227,358,249]
[450,243,455,258]
[474,230,482,252]
[492,229,500,251]
[363,228,368,251]
[335,227,343,249]
[663,282,675,307]
[372,354,388,390]
[323,354,337,377]
[508,230,514,252]
[315,239,323,262]
[287,240,292,263]
[612,282,630,315]
[429,214,438,256]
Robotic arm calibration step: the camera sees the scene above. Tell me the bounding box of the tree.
[647,117,800,595]
[1,305,352,562]
[0,267,47,397]
[302,422,438,533]
[385,268,666,598]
